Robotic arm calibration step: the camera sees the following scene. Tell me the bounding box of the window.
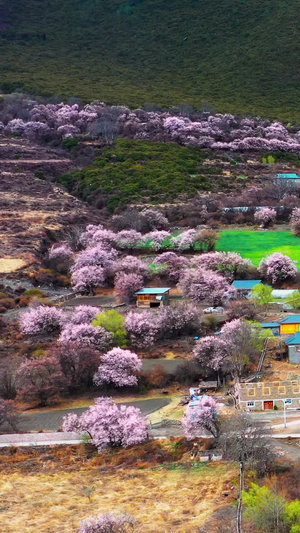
[247,402,255,407]
[263,387,271,395]
[247,389,255,397]
[284,399,292,405]
[278,386,286,395]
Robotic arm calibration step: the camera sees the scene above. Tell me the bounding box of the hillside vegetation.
[57,139,257,209]
[0,0,300,120]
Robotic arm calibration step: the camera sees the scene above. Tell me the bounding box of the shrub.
[0,298,15,310]
[0,399,19,431]
[92,310,128,347]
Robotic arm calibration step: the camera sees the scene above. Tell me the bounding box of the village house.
[276,172,300,182]
[235,380,300,411]
[279,315,300,335]
[285,333,300,364]
[135,287,171,308]
[231,279,262,297]
[260,322,280,335]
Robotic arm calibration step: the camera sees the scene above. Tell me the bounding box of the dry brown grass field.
[0,442,237,533]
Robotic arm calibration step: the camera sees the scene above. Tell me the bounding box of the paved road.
[17,398,171,432]
[61,296,116,308]
[142,359,184,372]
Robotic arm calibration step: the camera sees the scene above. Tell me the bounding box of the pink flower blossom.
[59,323,112,350]
[94,348,142,387]
[20,306,64,335]
[62,397,148,451]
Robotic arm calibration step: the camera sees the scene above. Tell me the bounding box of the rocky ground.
[0,135,101,277]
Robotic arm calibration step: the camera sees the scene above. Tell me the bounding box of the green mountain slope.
[1,0,300,119]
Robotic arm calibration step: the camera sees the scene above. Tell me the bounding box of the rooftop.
[276,173,300,179]
[285,332,300,345]
[279,315,300,324]
[272,289,297,299]
[135,287,171,295]
[260,322,280,328]
[232,280,261,290]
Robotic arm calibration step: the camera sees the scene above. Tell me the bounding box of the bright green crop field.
[217,230,300,266]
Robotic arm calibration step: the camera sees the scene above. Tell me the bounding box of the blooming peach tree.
[94,348,142,387]
[62,397,148,451]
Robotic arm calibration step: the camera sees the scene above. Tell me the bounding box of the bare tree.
[218,412,273,472]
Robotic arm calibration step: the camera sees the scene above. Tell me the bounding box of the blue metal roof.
[260,322,280,328]
[232,280,262,290]
[276,173,299,179]
[285,332,300,345]
[135,287,171,295]
[279,315,300,324]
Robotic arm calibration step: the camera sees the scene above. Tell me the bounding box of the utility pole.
[237,460,244,533]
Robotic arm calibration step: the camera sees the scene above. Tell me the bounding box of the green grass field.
[217,230,300,266]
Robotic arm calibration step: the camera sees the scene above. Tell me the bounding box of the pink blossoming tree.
[78,512,135,533]
[144,230,171,250]
[71,266,106,293]
[125,311,161,349]
[182,396,221,439]
[192,252,252,280]
[69,305,100,325]
[254,207,276,227]
[62,397,148,451]
[19,306,64,335]
[193,335,228,373]
[94,348,142,387]
[114,272,144,303]
[153,252,189,283]
[72,245,118,271]
[258,252,297,284]
[112,255,148,277]
[59,323,112,350]
[290,207,300,237]
[48,242,73,261]
[178,267,233,305]
[115,230,143,250]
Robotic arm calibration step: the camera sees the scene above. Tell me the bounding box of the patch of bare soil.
[0,136,102,277]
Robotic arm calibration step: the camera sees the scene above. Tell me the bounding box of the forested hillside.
[0,0,300,120]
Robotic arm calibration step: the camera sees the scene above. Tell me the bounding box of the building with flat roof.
[236,380,300,411]
[135,287,171,308]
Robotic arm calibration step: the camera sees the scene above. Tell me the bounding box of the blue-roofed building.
[276,173,300,180]
[260,322,280,335]
[232,280,262,290]
[279,315,300,335]
[135,287,171,308]
[284,332,300,364]
[232,280,262,297]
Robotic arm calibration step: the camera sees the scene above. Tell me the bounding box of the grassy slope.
[57,139,250,209]
[1,0,300,120]
[0,455,235,533]
[217,230,300,265]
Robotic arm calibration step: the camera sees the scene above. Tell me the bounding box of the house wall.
[288,346,300,364]
[239,398,300,410]
[280,324,300,335]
